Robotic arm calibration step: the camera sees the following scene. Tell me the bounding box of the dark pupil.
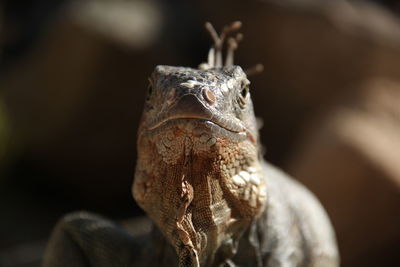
[241,86,248,98]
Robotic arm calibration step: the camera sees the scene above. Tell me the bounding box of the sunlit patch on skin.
[220,83,229,93]
[180,80,203,89]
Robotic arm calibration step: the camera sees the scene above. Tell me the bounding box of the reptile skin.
[42,23,339,267]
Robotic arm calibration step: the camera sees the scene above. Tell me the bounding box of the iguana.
[42,22,339,267]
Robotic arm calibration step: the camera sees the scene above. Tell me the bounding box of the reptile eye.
[238,85,249,108]
[241,85,249,98]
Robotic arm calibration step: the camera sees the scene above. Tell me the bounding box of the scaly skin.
[133,65,266,267]
[42,22,339,267]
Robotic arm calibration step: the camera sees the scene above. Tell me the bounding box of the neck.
[134,127,267,266]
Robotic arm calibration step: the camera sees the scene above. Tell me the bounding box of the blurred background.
[0,0,399,266]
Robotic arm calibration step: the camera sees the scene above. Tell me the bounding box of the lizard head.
[133,22,267,267]
[139,64,258,144]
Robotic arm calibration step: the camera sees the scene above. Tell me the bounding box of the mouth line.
[147,115,245,134]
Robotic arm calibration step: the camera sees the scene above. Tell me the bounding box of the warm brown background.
[0,0,399,266]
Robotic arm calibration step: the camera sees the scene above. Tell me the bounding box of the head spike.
[219,21,242,49]
[245,64,264,76]
[207,47,215,67]
[225,38,238,66]
[235,33,243,42]
[201,21,244,69]
[230,21,242,32]
[205,22,221,47]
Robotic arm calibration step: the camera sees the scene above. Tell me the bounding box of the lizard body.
[42,22,339,267]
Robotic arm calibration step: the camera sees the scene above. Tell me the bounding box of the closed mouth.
[147,115,245,134]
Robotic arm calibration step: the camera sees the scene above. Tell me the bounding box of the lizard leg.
[42,211,144,267]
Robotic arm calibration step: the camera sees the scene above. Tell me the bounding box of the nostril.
[203,88,216,105]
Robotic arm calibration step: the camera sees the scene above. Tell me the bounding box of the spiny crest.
[199,21,264,76]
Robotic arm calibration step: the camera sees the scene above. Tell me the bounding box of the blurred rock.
[70,0,161,50]
[287,79,400,267]
[0,0,166,212]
